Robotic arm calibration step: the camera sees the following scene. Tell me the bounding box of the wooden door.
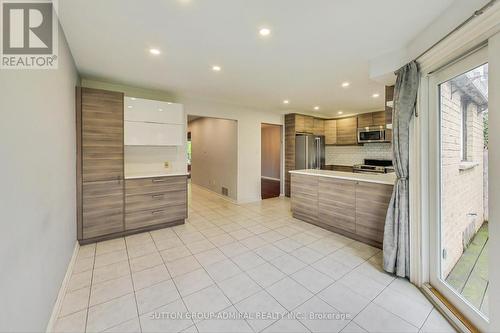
[318,177,356,233]
[336,117,358,145]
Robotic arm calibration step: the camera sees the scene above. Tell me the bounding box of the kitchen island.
[290,169,396,248]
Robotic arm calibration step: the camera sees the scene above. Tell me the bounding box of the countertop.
[289,169,396,185]
[125,172,189,180]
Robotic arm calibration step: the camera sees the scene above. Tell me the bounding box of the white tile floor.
[54,184,456,333]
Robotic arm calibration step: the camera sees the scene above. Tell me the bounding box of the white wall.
[180,97,283,203]
[0,29,79,331]
[189,117,238,200]
[488,31,500,333]
[325,143,392,166]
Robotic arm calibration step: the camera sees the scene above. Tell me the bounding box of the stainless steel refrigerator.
[295,134,325,170]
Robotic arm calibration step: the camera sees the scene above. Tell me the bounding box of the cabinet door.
[313,118,325,136]
[357,113,373,128]
[124,98,184,124]
[372,111,387,126]
[295,114,305,133]
[304,116,314,133]
[82,88,124,182]
[82,180,124,239]
[318,177,356,233]
[291,174,318,223]
[336,117,358,145]
[124,121,184,146]
[324,120,337,145]
[355,182,393,244]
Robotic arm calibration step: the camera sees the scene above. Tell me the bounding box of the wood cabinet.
[290,174,393,248]
[318,178,355,233]
[313,118,325,136]
[336,117,358,145]
[78,87,125,241]
[295,114,314,133]
[324,120,337,145]
[125,176,187,230]
[290,174,318,223]
[77,87,187,243]
[357,111,386,128]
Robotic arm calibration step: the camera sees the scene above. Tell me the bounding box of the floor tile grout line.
[124,236,144,333]
[84,244,96,333]
[151,230,200,333]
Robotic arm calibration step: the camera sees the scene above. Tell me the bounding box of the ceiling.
[59,0,456,117]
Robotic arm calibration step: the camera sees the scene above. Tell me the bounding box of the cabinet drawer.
[82,180,124,239]
[126,190,187,213]
[125,176,187,196]
[125,204,187,230]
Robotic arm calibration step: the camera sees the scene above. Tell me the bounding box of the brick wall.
[441,81,485,277]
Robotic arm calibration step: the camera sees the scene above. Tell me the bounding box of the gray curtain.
[383,61,420,278]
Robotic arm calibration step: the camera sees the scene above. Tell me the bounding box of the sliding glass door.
[428,47,489,330]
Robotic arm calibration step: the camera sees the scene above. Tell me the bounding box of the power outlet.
[164,161,170,169]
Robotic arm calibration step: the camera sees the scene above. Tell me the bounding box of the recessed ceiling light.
[131,97,137,100]
[372,93,380,98]
[314,106,320,110]
[149,48,161,55]
[127,105,133,109]
[158,108,163,111]
[259,27,271,37]
[283,100,289,104]
[341,82,350,88]
[338,111,343,115]
[167,102,172,105]
[212,65,222,72]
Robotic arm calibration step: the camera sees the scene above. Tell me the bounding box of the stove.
[353,159,394,174]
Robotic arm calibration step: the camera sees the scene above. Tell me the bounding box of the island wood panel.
[324,120,337,145]
[355,181,393,244]
[284,114,296,197]
[336,117,358,145]
[82,180,124,239]
[318,177,356,233]
[291,174,318,223]
[81,87,124,183]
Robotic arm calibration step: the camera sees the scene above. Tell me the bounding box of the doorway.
[428,47,489,330]
[261,123,282,199]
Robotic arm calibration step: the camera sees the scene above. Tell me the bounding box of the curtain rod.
[414,0,498,61]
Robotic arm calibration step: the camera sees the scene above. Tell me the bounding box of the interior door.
[428,47,489,331]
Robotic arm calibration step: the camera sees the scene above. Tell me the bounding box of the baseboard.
[191,184,238,204]
[46,242,79,333]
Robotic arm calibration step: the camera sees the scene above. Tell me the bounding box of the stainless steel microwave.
[357,127,386,143]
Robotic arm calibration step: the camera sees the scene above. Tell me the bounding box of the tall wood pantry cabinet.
[76,87,125,242]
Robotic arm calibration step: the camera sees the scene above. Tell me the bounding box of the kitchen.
[286,86,396,248]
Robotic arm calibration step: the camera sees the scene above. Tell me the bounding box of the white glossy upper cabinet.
[124,122,184,146]
[124,97,184,124]
[124,97,185,146]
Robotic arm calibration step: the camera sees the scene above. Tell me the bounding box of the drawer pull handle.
[152,194,164,199]
[152,210,165,215]
[152,179,167,183]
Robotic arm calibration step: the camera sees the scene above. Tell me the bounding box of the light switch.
[164,161,170,168]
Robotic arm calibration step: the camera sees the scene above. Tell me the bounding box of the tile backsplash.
[325,143,393,166]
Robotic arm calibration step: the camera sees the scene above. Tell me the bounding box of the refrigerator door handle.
[315,137,320,169]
